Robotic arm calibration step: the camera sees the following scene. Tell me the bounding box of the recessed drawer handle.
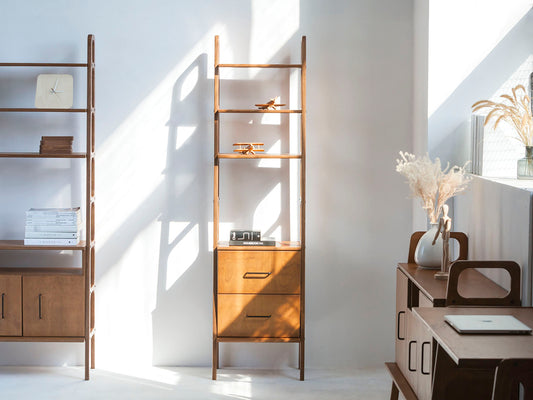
[39,294,43,319]
[1,293,5,319]
[421,341,431,375]
[243,272,272,279]
[246,314,272,319]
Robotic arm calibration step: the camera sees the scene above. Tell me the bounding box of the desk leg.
[432,344,494,400]
[390,382,399,400]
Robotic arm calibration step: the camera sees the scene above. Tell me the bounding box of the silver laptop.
[444,315,532,334]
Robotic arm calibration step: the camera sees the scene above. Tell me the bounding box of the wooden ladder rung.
[385,362,418,400]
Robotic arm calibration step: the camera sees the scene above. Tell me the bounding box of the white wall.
[0,0,414,371]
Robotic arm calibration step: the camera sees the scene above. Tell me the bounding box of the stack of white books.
[24,207,82,245]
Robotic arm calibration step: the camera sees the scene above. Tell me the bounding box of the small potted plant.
[472,85,533,179]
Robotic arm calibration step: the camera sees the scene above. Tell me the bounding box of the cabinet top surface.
[413,307,533,367]
[398,263,508,306]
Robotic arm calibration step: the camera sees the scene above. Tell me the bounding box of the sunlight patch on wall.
[166,222,199,290]
[98,24,227,247]
[251,0,299,63]
[253,183,281,239]
[428,0,531,116]
[175,126,197,150]
[258,140,281,168]
[209,222,234,249]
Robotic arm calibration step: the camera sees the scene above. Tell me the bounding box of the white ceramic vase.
[414,224,442,269]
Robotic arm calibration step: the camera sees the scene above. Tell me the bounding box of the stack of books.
[24,207,82,245]
[229,229,276,246]
[39,136,73,155]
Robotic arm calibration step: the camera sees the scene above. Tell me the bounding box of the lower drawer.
[217,294,300,338]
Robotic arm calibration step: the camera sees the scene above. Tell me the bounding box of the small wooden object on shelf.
[39,136,73,155]
[255,98,286,110]
[233,142,264,155]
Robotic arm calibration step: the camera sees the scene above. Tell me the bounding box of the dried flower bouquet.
[396,152,471,224]
[472,84,533,146]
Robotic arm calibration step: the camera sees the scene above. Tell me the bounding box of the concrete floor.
[0,366,392,399]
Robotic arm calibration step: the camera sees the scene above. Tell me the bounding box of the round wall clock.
[35,74,74,109]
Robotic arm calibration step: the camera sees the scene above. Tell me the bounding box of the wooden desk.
[413,307,533,399]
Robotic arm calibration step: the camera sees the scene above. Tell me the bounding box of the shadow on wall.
[428,9,533,166]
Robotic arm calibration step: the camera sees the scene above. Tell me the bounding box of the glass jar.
[517,146,533,180]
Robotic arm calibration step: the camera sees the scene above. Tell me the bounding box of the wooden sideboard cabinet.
[393,263,508,400]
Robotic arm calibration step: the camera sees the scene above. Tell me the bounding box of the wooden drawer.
[0,276,22,336]
[218,250,300,294]
[218,294,300,337]
[23,275,84,337]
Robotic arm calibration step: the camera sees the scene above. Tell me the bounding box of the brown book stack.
[39,136,73,154]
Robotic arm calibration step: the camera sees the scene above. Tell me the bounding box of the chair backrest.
[492,358,533,400]
[407,231,468,263]
[446,260,521,307]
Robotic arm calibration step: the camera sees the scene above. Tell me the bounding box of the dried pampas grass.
[472,85,533,146]
[396,152,471,224]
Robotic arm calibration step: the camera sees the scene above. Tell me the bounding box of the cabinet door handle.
[1,293,5,319]
[38,294,43,319]
[421,341,431,375]
[243,272,272,279]
[397,311,405,340]
[246,314,271,319]
[408,340,417,372]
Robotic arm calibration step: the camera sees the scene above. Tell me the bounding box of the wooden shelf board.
[0,63,87,67]
[217,109,301,114]
[217,241,301,251]
[217,337,301,343]
[0,152,86,159]
[0,240,86,251]
[218,153,301,159]
[0,336,85,342]
[0,267,83,276]
[0,108,87,113]
[217,63,302,69]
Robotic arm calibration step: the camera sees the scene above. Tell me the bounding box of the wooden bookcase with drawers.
[0,35,95,380]
[212,35,306,380]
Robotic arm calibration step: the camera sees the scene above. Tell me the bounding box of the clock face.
[35,74,74,109]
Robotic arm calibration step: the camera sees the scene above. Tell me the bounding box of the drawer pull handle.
[243,272,272,279]
[246,314,271,319]
[421,341,431,375]
[38,294,43,319]
[408,340,417,372]
[397,311,405,340]
[1,293,5,319]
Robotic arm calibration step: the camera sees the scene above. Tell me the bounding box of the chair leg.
[390,382,399,400]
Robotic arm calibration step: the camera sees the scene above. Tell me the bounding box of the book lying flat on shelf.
[229,239,277,246]
[24,238,79,246]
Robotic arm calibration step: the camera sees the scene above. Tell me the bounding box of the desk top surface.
[414,307,533,368]
[398,263,508,306]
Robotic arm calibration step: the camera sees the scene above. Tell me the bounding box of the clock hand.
[53,78,59,92]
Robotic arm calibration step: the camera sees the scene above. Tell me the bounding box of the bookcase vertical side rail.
[84,33,96,380]
[213,35,220,381]
[299,35,306,382]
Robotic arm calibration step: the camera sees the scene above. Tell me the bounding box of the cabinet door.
[0,276,22,336]
[23,276,84,337]
[416,318,433,400]
[405,310,419,392]
[395,269,409,375]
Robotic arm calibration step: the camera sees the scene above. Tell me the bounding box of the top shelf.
[0,63,88,68]
[217,63,302,69]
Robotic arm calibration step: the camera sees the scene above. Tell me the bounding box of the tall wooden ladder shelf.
[213,35,307,380]
[0,35,95,380]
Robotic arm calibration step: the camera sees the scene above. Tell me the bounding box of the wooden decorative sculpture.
[233,142,265,155]
[255,97,286,110]
[432,204,452,280]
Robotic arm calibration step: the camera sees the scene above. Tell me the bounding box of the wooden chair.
[446,260,521,307]
[407,231,468,263]
[492,359,533,400]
